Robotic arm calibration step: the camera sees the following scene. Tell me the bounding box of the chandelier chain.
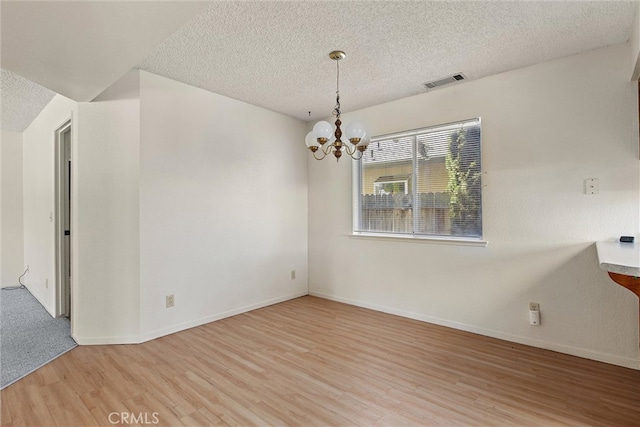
[334,59,341,117]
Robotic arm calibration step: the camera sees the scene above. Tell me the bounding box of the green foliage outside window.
[445,127,482,237]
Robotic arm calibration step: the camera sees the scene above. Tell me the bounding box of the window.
[353,118,482,240]
[373,175,410,195]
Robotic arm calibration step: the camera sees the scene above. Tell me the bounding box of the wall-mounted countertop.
[596,241,640,277]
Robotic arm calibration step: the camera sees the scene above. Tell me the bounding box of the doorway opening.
[55,121,72,320]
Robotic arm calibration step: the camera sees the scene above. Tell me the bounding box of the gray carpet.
[1,287,77,389]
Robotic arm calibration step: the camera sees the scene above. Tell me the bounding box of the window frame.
[373,177,410,196]
[352,118,487,246]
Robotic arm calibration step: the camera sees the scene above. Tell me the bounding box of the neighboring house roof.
[364,120,479,165]
[363,137,413,165]
[374,174,412,183]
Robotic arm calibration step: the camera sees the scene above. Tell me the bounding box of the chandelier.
[305,51,369,161]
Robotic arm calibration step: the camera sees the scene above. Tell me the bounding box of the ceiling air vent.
[423,73,466,90]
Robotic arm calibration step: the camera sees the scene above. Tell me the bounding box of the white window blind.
[354,118,482,239]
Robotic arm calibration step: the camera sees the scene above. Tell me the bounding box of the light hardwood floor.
[1,296,639,426]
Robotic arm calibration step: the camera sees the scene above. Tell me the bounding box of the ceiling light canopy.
[305,51,369,161]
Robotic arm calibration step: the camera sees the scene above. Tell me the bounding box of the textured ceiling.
[1,1,637,131]
[1,69,55,132]
[138,1,637,122]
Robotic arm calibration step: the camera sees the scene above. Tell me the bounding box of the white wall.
[67,69,308,343]
[1,130,24,286]
[631,2,640,80]
[74,70,141,343]
[632,6,640,246]
[309,43,640,369]
[138,71,308,340]
[22,95,77,316]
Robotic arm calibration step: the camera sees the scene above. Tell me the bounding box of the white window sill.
[349,232,488,247]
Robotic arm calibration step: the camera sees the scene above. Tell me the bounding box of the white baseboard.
[141,291,309,343]
[309,291,640,371]
[73,334,141,345]
[73,291,309,346]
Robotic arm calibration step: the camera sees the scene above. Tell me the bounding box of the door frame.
[54,120,72,319]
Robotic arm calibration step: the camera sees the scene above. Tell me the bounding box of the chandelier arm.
[322,143,334,156]
[349,150,363,161]
[311,149,328,161]
[343,144,364,160]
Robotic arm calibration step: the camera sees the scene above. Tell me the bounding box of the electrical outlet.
[529,302,540,311]
[166,294,174,308]
[290,270,296,280]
